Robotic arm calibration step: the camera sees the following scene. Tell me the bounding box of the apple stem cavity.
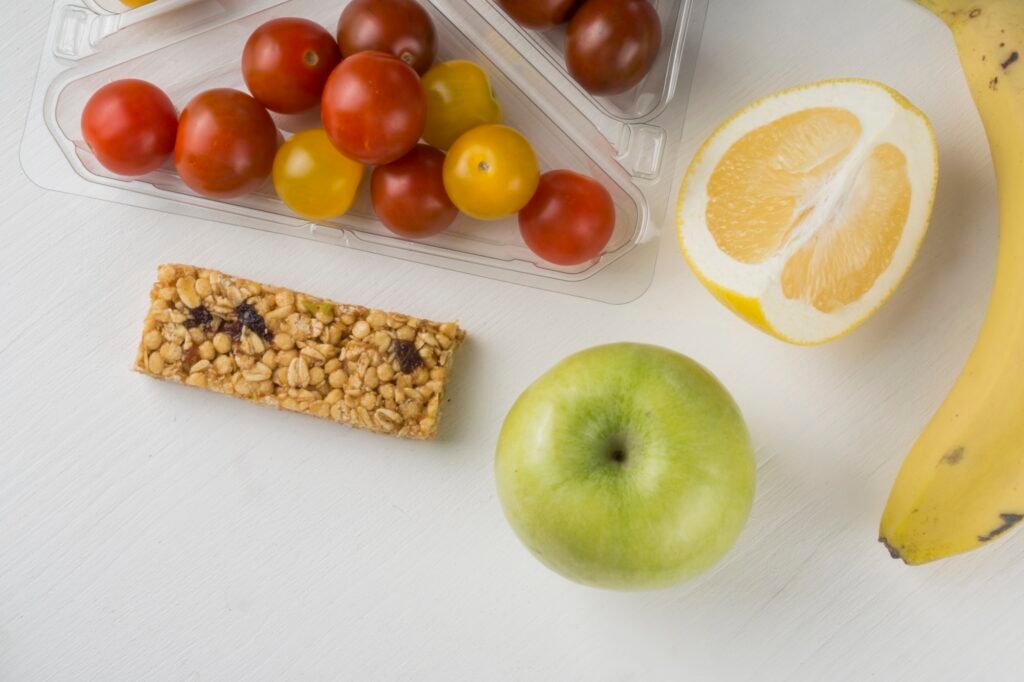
[607,435,629,466]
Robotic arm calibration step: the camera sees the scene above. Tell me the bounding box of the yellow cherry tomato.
[443,124,540,220]
[273,129,364,221]
[422,60,503,151]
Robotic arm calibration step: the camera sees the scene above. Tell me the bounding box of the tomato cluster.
[497,0,662,96]
[81,0,617,266]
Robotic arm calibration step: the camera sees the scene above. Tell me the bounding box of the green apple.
[495,343,755,590]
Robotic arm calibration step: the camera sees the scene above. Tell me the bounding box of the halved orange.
[677,80,938,344]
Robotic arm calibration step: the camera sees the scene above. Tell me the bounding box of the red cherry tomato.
[81,79,178,176]
[372,144,457,238]
[495,0,581,30]
[242,17,341,114]
[566,0,662,95]
[174,89,279,199]
[321,51,426,166]
[337,0,436,75]
[519,170,615,266]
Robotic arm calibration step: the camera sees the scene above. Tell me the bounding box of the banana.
[880,0,1024,564]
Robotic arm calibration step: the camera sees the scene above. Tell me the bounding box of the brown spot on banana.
[940,446,965,465]
[977,513,1024,543]
[1001,51,1019,70]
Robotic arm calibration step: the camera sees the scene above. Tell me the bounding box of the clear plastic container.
[484,0,700,123]
[23,0,707,303]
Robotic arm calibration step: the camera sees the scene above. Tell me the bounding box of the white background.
[2,0,1020,680]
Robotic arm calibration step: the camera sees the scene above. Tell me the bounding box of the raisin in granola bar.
[134,264,466,440]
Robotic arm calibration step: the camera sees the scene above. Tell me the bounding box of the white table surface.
[3,0,1020,680]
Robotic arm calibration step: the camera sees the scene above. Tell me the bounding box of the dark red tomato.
[565,0,662,95]
[81,79,178,176]
[495,0,581,30]
[174,89,279,199]
[519,170,615,266]
[372,144,457,238]
[337,0,436,74]
[321,51,426,166]
[242,17,341,114]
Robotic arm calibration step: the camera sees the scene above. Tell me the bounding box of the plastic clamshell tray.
[23,0,708,303]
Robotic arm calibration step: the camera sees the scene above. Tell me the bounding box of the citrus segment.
[707,108,862,264]
[781,143,911,313]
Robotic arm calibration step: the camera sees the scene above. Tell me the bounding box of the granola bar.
[134,264,466,440]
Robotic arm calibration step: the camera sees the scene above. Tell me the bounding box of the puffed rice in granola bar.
[134,264,466,440]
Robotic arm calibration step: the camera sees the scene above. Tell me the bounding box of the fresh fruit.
[81,79,177,176]
[422,60,503,151]
[519,170,615,266]
[273,129,364,220]
[371,144,458,238]
[881,0,1024,565]
[174,88,279,199]
[242,17,341,114]
[120,0,153,7]
[321,51,426,166]
[495,0,581,30]
[565,0,662,95]
[337,0,437,75]
[443,124,539,220]
[495,343,755,590]
[676,79,938,345]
